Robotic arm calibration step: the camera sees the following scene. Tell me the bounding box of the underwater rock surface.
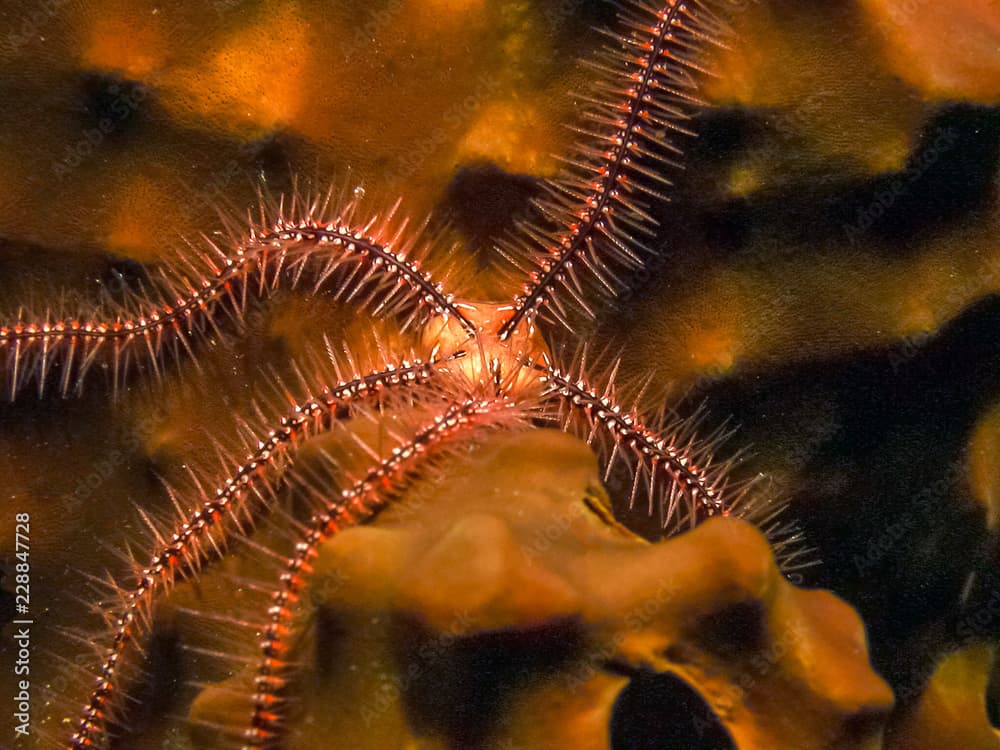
[191,431,895,750]
[0,0,996,747]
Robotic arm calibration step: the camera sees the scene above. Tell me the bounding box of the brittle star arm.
[64,358,444,750]
[537,361,740,532]
[0,194,475,400]
[239,396,513,750]
[496,0,725,339]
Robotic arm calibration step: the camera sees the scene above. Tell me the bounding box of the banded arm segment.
[2,193,474,400]
[241,397,514,750]
[65,358,441,750]
[497,0,726,339]
[538,360,744,532]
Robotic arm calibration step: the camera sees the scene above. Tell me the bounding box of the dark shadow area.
[675,104,1000,261]
[674,294,1000,692]
[435,162,542,269]
[75,73,152,147]
[694,601,768,660]
[845,105,1000,249]
[108,628,184,749]
[389,614,585,747]
[611,671,736,750]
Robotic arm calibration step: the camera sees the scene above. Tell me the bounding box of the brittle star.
[1,2,809,748]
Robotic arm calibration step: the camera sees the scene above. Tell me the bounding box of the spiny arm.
[1,190,474,400]
[497,0,727,340]
[64,358,442,750]
[241,397,514,750]
[536,358,747,533]
[539,359,817,575]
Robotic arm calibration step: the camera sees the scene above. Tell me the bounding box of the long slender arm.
[240,396,514,750]
[537,360,744,533]
[64,358,442,750]
[1,191,474,400]
[539,361,817,576]
[497,0,726,339]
